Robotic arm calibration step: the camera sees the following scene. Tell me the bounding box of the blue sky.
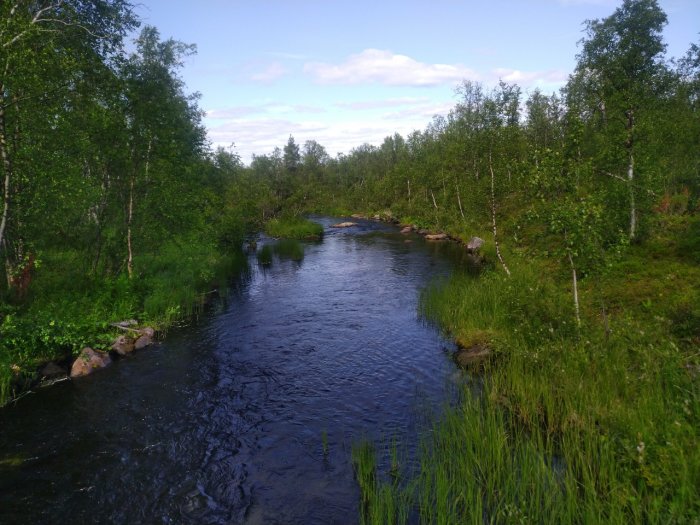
[134,0,700,162]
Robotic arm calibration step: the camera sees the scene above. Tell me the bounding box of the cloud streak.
[250,62,288,82]
[334,97,429,110]
[489,68,569,86]
[304,49,479,87]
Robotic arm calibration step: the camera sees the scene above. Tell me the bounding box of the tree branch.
[601,171,657,196]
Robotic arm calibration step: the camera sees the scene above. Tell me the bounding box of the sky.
[133,0,700,163]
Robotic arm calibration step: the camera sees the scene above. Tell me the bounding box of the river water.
[0,217,473,524]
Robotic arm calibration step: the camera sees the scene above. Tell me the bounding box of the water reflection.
[0,217,468,525]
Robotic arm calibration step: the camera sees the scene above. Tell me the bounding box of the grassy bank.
[353,214,700,523]
[264,216,323,240]
[0,235,246,406]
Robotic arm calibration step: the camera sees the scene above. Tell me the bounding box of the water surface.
[0,217,470,524]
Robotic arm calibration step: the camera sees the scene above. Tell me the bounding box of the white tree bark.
[456,182,465,219]
[430,189,438,210]
[0,94,12,256]
[126,174,134,278]
[568,250,581,327]
[489,153,511,277]
[628,150,636,240]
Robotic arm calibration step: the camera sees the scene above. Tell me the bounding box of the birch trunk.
[456,183,465,219]
[489,153,510,276]
[568,250,581,327]
[126,174,134,278]
[628,150,636,240]
[626,109,636,241]
[430,189,438,210]
[0,97,11,253]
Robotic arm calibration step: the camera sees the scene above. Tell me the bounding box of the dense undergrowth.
[0,234,246,406]
[352,213,700,524]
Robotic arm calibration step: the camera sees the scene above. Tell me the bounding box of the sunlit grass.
[264,216,323,240]
[358,225,700,523]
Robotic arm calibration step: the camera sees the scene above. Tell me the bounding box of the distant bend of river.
[0,216,474,525]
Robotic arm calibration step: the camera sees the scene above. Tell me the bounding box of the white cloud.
[206,103,325,120]
[304,49,479,87]
[207,113,442,163]
[555,0,616,5]
[250,62,288,82]
[206,106,265,119]
[265,51,308,61]
[380,101,455,121]
[334,97,429,110]
[489,68,569,88]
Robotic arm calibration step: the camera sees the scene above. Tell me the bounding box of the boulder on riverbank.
[40,362,68,380]
[453,344,491,369]
[134,327,155,350]
[466,236,485,253]
[331,222,356,228]
[114,319,138,328]
[111,335,135,356]
[70,348,112,378]
[400,226,413,234]
[425,233,448,241]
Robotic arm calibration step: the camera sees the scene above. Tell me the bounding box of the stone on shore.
[139,326,156,338]
[453,344,491,369]
[111,335,135,356]
[134,327,156,350]
[114,319,138,328]
[400,226,412,234]
[467,236,485,253]
[70,348,112,378]
[40,362,67,380]
[425,233,448,241]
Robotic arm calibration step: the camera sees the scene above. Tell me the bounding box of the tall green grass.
[0,232,247,406]
[264,216,323,240]
[356,252,699,523]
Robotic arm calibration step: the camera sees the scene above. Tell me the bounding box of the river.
[0,217,473,524]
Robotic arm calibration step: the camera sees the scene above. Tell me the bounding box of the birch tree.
[573,0,667,241]
[0,1,136,288]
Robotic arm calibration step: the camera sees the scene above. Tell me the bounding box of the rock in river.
[70,348,112,378]
[331,222,356,228]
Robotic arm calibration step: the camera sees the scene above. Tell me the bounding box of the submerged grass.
[355,215,700,523]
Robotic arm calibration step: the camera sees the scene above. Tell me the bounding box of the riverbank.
[0,241,246,407]
[352,211,700,523]
[0,215,467,523]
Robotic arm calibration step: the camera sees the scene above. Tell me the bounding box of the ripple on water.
[0,219,466,524]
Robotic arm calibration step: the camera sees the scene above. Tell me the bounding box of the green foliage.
[264,217,323,240]
[364,247,699,523]
[421,261,576,348]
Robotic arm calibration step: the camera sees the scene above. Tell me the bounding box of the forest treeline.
[1,0,698,520]
[0,1,249,399]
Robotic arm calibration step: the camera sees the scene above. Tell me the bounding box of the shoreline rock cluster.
[350,211,485,255]
[33,323,158,387]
